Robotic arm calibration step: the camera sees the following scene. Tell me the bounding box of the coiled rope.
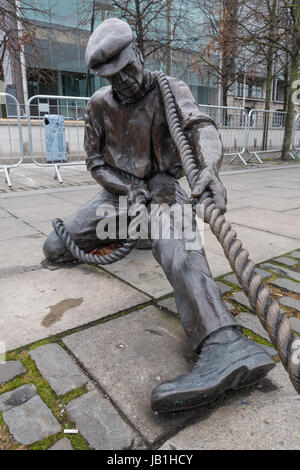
[53,71,300,394]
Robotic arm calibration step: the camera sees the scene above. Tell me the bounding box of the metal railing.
[0,93,24,187]
[1,93,300,188]
[26,95,89,183]
[199,105,248,165]
[291,113,300,158]
[245,109,295,163]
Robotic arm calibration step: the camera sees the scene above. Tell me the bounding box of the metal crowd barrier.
[1,93,300,189]
[199,105,248,165]
[245,109,295,163]
[26,95,89,183]
[0,93,24,187]
[291,113,300,158]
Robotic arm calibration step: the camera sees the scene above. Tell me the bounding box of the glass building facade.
[22,0,218,104]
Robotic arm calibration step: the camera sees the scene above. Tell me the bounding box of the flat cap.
[85,18,134,77]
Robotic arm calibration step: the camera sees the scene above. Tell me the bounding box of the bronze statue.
[43,18,275,413]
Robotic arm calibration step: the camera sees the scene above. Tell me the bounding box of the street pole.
[242,72,247,109]
[167,0,173,76]
[85,0,97,97]
[16,0,28,105]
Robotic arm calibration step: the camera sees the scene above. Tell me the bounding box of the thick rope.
[52,218,137,265]
[156,71,300,394]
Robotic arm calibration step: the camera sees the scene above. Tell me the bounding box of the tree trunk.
[281,1,300,161]
[262,48,273,150]
[281,54,299,160]
[262,0,276,151]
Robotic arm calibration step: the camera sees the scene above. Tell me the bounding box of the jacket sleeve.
[84,98,105,173]
[168,77,223,173]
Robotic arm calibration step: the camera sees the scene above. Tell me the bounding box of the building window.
[272,80,286,102]
[236,79,263,99]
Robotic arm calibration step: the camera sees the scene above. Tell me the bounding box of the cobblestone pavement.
[0,165,300,449]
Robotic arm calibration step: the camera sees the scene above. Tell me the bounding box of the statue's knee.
[43,231,74,263]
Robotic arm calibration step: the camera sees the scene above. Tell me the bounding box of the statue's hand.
[191,168,227,214]
[128,184,151,206]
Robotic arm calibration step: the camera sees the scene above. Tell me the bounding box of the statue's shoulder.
[89,85,112,107]
[164,75,190,93]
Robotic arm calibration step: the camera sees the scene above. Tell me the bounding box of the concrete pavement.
[0,164,300,449]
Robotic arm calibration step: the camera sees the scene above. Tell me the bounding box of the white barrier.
[245,109,295,163]
[292,113,300,158]
[199,105,248,165]
[26,95,89,183]
[0,93,299,188]
[0,93,24,187]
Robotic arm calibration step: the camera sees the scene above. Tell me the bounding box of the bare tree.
[236,0,300,160]
[111,0,185,71]
[0,0,60,103]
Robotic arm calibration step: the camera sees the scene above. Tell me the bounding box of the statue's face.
[106,50,144,97]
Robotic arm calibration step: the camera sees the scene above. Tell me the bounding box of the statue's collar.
[112,70,154,105]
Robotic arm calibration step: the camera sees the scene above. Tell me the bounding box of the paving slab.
[277,267,300,283]
[254,268,273,279]
[0,207,13,219]
[234,194,300,212]
[66,391,132,450]
[216,281,234,294]
[0,234,45,274]
[290,317,300,334]
[49,438,73,450]
[2,394,60,445]
[222,273,241,287]
[224,301,237,314]
[159,364,299,450]
[280,297,300,311]
[0,218,38,242]
[0,193,60,210]
[63,306,200,445]
[1,201,81,224]
[30,344,88,395]
[274,257,299,267]
[260,263,289,275]
[0,361,26,385]
[229,291,252,311]
[225,207,300,240]
[103,249,173,298]
[0,384,37,413]
[158,297,238,318]
[270,278,300,295]
[235,312,269,340]
[204,224,300,265]
[27,220,53,236]
[204,250,232,277]
[290,250,300,259]
[0,264,149,350]
[51,188,100,205]
[260,344,276,356]
[158,297,177,313]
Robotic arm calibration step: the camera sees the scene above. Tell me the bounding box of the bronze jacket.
[84,70,217,180]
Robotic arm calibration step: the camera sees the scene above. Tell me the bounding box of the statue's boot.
[151,332,275,413]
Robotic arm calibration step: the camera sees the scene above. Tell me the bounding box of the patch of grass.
[0,413,18,450]
[242,327,274,349]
